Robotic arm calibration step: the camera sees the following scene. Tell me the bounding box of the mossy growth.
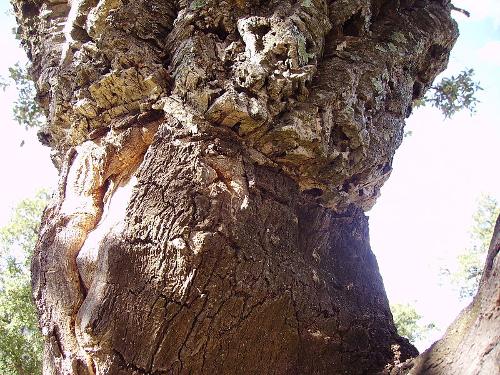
[190,0,206,10]
[297,34,315,66]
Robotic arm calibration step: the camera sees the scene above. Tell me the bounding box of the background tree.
[409,211,499,374]
[414,68,482,118]
[442,194,499,299]
[0,62,44,130]
[390,303,436,345]
[0,191,48,375]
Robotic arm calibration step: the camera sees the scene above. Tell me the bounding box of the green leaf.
[390,303,436,344]
[444,194,499,299]
[421,68,483,119]
[0,191,49,375]
[0,62,45,130]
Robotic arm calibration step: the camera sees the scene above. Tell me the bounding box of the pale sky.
[0,2,498,352]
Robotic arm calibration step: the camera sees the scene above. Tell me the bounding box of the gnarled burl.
[12,1,461,374]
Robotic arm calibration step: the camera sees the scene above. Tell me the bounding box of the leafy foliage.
[0,76,8,91]
[1,62,44,130]
[416,69,482,118]
[390,303,436,344]
[445,195,499,299]
[0,191,49,375]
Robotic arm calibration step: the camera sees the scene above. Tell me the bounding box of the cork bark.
[10,0,468,374]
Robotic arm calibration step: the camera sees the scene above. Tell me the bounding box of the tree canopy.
[415,68,482,118]
[0,63,44,130]
[390,303,436,345]
[444,194,499,298]
[0,191,48,375]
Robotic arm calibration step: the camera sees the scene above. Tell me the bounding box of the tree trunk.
[11,0,463,373]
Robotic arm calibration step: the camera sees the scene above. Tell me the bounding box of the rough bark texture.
[11,0,462,374]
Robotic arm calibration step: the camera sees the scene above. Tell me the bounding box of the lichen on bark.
[12,0,461,374]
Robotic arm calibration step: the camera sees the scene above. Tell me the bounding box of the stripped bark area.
[11,0,463,374]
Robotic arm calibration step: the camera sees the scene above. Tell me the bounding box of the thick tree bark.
[10,0,469,374]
